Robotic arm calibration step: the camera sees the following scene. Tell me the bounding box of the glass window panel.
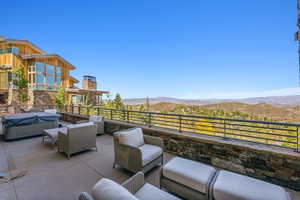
[46,75,55,85]
[56,77,62,85]
[36,85,45,90]
[11,47,19,55]
[46,65,55,75]
[36,62,44,72]
[56,67,62,73]
[36,73,44,84]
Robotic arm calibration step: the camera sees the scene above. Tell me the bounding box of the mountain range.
[123,95,300,106]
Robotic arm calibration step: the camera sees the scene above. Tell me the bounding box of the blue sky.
[2,0,298,99]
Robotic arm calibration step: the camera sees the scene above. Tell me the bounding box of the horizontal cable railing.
[44,105,300,152]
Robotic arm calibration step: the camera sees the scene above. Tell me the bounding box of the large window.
[0,47,19,55]
[28,62,63,90]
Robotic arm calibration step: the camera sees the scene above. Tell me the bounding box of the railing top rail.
[63,105,300,127]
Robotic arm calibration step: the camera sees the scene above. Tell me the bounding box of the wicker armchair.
[113,127,164,173]
[76,115,104,135]
[58,122,97,159]
[79,172,181,200]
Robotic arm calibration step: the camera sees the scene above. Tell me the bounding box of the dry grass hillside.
[131,102,300,124]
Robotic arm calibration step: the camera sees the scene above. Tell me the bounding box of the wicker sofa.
[58,122,97,159]
[2,112,59,141]
[79,172,181,200]
[113,127,164,173]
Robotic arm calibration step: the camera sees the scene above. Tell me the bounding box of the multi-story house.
[0,36,108,105]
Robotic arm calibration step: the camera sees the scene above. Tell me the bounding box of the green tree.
[55,85,66,109]
[145,96,150,111]
[114,93,123,109]
[13,67,28,102]
[139,104,145,112]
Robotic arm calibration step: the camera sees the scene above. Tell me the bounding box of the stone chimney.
[0,36,5,41]
[82,75,97,90]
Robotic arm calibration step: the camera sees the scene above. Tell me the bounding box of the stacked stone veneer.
[102,119,300,191]
[58,112,300,191]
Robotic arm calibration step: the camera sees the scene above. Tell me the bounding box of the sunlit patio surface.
[0,134,300,200]
[0,134,175,200]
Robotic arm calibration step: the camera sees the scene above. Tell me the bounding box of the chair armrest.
[116,143,143,171]
[78,192,95,200]
[58,130,68,150]
[118,143,142,161]
[122,172,145,194]
[144,135,164,150]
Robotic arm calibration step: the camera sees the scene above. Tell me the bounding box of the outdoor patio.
[0,134,176,200]
[1,134,300,200]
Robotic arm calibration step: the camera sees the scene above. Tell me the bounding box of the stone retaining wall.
[104,119,300,191]
[59,112,300,191]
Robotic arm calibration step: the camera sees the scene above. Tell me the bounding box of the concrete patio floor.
[0,134,300,200]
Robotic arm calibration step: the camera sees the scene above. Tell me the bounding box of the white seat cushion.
[67,122,94,129]
[213,170,291,200]
[163,157,216,194]
[134,183,181,200]
[91,178,138,200]
[117,128,145,147]
[139,144,163,166]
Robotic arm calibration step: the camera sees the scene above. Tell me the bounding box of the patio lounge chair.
[79,172,181,200]
[77,115,105,135]
[58,122,97,159]
[113,127,164,173]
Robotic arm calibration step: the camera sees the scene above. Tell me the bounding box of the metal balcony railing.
[45,105,300,152]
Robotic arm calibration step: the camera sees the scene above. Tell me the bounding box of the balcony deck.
[0,134,300,200]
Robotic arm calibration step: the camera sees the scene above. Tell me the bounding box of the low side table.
[43,127,67,149]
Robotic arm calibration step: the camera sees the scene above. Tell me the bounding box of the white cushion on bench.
[163,157,216,194]
[139,144,163,166]
[134,183,181,200]
[212,170,291,200]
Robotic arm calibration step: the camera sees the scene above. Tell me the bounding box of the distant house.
[0,36,108,105]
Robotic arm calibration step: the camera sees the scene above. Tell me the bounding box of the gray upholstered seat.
[135,183,181,200]
[113,128,164,173]
[77,115,105,135]
[139,144,163,166]
[58,122,97,159]
[79,172,182,200]
[211,170,292,200]
[161,157,217,200]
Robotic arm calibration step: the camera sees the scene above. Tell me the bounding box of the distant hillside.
[123,95,300,106]
[136,102,300,123]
